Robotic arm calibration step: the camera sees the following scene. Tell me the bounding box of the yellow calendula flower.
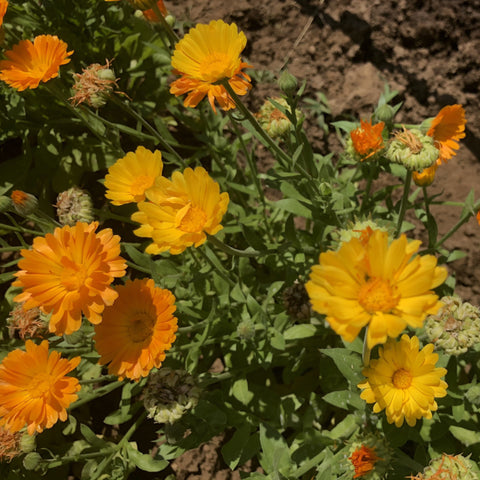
[170,19,252,112]
[306,229,447,349]
[94,279,178,381]
[0,0,8,28]
[0,340,81,435]
[358,335,447,427]
[132,166,229,255]
[104,146,164,205]
[0,35,73,91]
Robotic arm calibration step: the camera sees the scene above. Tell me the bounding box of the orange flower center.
[128,313,154,343]
[358,277,398,313]
[392,368,413,389]
[130,175,154,197]
[176,203,207,233]
[60,259,89,291]
[26,372,56,398]
[199,53,237,82]
[349,445,379,478]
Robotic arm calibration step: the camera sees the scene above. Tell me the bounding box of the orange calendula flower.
[132,166,230,255]
[0,35,73,91]
[427,104,466,164]
[94,279,178,381]
[349,445,379,478]
[350,119,385,160]
[477,210,480,226]
[412,163,438,187]
[0,340,81,435]
[104,146,164,205]
[358,335,448,427]
[143,0,167,21]
[0,0,8,27]
[170,19,252,113]
[13,222,127,335]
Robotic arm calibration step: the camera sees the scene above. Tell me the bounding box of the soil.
[166,0,480,477]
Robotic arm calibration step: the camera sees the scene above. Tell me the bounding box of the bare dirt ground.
[164,0,480,477]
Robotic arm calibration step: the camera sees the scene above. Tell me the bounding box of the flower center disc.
[27,372,54,398]
[176,203,207,233]
[128,313,154,343]
[60,261,88,291]
[358,277,398,313]
[392,368,413,389]
[130,175,154,197]
[199,53,237,82]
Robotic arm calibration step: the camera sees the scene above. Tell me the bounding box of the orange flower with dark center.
[0,35,73,91]
[0,0,8,27]
[0,340,80,435]
[94,279,178,380]
[427,104,466,164]
[349,445,379,478]
[350,119,385,160]
[13,222,127,335]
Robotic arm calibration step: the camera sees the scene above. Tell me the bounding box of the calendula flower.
[306,229,447,349]
[94,279,178,381]
[132,166,229,255]
[7,303,47,340]
[143,0,167,21]
[10,190,38,216]
[0,340,80,435]
[0,35,73,91]
[427,104,466,164]
[170,20,252,112]
[477,210,480,226]
[412,164,438,187]
[349,119,385,160]
[349,445,379,478]
[104,146,163,205]
[358,335,447,427]
[0,427,22,462]
[13,222,127,336]
[55,186,94,226]
[0,0,8,28]
[412,453,479,480]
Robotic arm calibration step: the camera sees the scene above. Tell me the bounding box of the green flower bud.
[56,186,94,226]
[256,97,299,139]
[386,128,439,170]
[236,318,256,340]
[278,70,298,96]
[143,369,200,424]
[424,295,480,356]
[422,453,478,480]
[10,190,38,216]
[23,452,42,471]
[165,14,175,27]
[19,433,37,454]
[0,195,12,213]
[374,104,395,125]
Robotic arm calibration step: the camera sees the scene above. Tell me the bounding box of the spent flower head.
[409,453,479,480]
[7,303,47,340]
[55,186,94,226]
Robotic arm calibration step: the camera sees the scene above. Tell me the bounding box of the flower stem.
[207,234,263,257]
[70,380,123,411]
[395,170,412,237]
[153,4,179,45]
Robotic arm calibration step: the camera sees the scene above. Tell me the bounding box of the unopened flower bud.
[0,195,12,213]
[421,453,478,480]
[55,186,94,226]
[374,104,395,125]
[236,318,256,340]
[256,97,298,139]
[19,433,37,454]
[143,369,200,424]
[165,14,175,26]
[424,295,480,356]
[278,70,298,96]
[23,452,42,471]
[10,190,38,216]
[386,128,439,170]
[412,163,438,187]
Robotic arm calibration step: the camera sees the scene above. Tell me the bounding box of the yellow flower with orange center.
[94,279,178,381]
[0,340,80,435]
[306,229,447,349]
[170,20,252,112]
[358,335,448,427]
[0,0,8,27]
[13,222,127,335]
[427,104,466,165]
[104,146,164,205]
[350,119,385,160]
[132,166,229,255]
[0,35,73,91]
[349,445,379,478]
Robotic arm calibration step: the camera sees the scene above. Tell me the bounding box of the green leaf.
[231,378,254,406]
[283,324,316,340]
[322,390,364,411]
[126,444,168,472]
[319,348,364,385]
[259,423,292,476]
[449,425,480,446]
[274,198,312,219]
[221,424,251,470]
[270,328,286,351]
[80,424,108,448]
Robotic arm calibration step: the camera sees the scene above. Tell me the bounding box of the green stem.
[0,246,24,252]
[196,246,236,286]
[220,80,291,168]
[178,320,211,334]
[362,328,371,367]
[126,260,151,275]
[109,95,186,167]
[207,234,263,257]
[0,222,45,237]
[422,186,436,249]
[153,4,179,45]
[395,170,412,237]
[95,208,137,225]
[70,380,123,411]
[120,411,148,445]
[79,375,118,385]
[434,214,473,249]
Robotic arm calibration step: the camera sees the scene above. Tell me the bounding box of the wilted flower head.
[426,104,466,165]
[283,280,311,321]
[358,335,448,427]
[256,97,298,139]
[10,190,38,216]
[170,20,252,112]
[143,368,200,424]
[7,303,47,340]
[0,427,22,463]
[349,119,385,161]
[0,35,73,91]
[424,295,480,356]
[409,453,478,480]
[386,127,439,170]
[70,60,118,108]
[56,186,94,226]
